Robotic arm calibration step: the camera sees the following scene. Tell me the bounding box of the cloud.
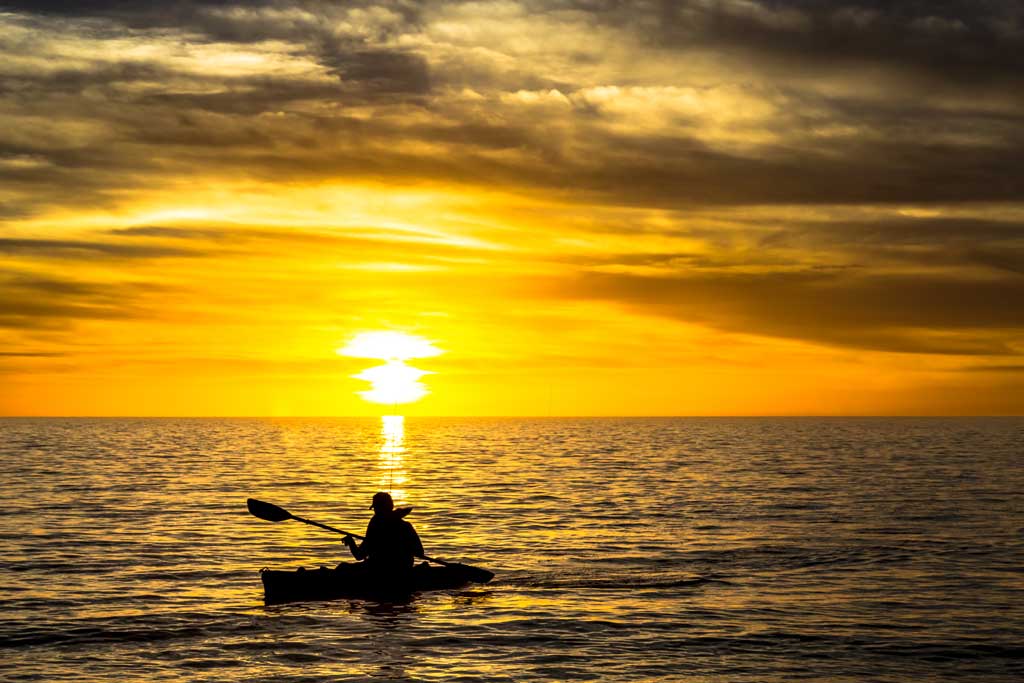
[962,364,1024,373]
[104,223,497,256]
[618,1,1024,89]
[108,225,231,239]
[0,274,162,329]
[565,269,1024,355]
[1,0,1023,375]
[0,237,194,259]
[319,48,430,94]
[2,1,1023,219]
[0,351,64,357]
[755,215,1024,275]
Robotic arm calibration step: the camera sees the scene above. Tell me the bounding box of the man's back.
[345,492,424,573]
[360,511,424,569]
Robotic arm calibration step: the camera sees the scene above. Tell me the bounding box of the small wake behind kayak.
[261,561,490,604]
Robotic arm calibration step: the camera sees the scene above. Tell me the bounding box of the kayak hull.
[260,562,482,604]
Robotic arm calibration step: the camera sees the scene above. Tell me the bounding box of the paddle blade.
[247,498,293,523]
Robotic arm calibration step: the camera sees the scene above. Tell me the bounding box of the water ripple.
[0,417,1022,682]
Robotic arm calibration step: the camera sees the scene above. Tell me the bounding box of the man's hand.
[342,535,356,548]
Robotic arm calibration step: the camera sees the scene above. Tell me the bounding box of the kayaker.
[343,492,424,575]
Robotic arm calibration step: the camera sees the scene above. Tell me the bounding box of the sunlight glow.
[354,361,430,405]
[340,332,443,405]
[338,331,443,361]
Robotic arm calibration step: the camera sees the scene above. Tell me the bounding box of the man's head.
[369,491,394,513]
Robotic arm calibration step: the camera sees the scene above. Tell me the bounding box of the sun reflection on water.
[379,415,407,503]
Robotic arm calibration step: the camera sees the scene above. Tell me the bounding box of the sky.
[1,0,1023,416]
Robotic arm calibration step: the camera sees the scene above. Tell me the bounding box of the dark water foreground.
[1,417,1022,682]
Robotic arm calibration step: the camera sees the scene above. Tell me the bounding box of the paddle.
[246,498,494,583]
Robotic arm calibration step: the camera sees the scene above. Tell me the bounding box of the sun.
[353,361,430,404]
[338,331,442,362]
[338,332,443,405]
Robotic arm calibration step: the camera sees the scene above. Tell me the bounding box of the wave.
[0,613,262,650]
[504,571,730,590]
[0,623,209,649]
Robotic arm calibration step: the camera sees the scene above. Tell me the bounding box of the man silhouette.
[343,492,424,577]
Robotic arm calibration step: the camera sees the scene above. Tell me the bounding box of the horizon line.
[1,414,1021,419]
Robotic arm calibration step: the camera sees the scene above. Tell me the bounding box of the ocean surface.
[1,417,1022,682]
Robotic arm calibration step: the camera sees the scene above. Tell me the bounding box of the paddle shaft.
[291,514,362,540]
[290,514,460,569]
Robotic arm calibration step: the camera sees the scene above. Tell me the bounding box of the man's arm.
[344,521,375,561]
[343,535,367,560]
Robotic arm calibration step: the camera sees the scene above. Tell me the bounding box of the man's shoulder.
[368,514,414,529]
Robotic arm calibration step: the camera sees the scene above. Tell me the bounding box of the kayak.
[260,561,489,604]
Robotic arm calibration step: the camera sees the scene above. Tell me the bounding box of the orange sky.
[1,2,1023,416]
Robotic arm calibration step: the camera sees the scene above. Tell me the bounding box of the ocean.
[1,417,1021,681]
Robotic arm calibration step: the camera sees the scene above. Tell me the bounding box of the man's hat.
[370,491,393,509]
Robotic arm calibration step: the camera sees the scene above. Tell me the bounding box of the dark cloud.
[962,364,1024,373]
[1,8,428,103]
[559,132,1024,207]
[0,1,275,22]
[0,238,195,259]
[0,62,171,100]
[0,351,64,357]
[0,275,160,329]
[319,48,431,95]
[103,224,497,267]
[108,226,230,239]
[137,81,351,117]
[566,269,1024,355]
[606,1,1024,89]
[783,216,1024,245]
[755,216,1024,275]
